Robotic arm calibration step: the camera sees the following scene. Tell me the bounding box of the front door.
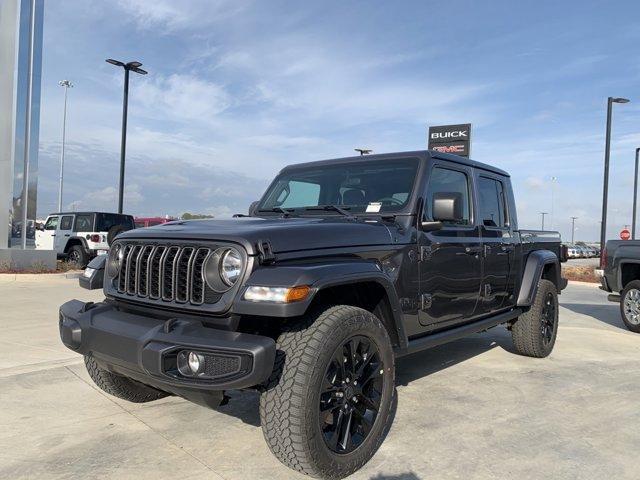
[418,164,482,328]
[475,174,516,314]
[36,216,58,250]
[54,215,74,252]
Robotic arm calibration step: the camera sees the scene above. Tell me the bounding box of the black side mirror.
[432,192,463,222]
[248,201,259,216]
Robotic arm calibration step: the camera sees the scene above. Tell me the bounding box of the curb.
[567,280,600,287]
[0,271,83,282]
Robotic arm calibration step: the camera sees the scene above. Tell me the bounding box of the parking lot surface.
[1,275,639,480]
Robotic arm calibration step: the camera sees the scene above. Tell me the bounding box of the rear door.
[418,162,482,328]
[475,173,516,314]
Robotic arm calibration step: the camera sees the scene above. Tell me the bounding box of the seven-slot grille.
[116,243,211,304]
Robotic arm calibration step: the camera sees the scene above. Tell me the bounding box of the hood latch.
[256,239,276,265]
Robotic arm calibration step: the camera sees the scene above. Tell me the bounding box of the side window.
[44,216,59,231]
[75,214,93,232]
[477,177,507,228]
[60,215,74,230]
[278,180,321,208]
[425,167,471,225]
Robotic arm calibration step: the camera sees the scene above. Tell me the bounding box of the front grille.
[116,243,212,305]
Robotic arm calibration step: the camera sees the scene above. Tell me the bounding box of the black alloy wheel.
[540,291,556,346]
[319,335,384,454]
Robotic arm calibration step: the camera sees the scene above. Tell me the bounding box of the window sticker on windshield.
[366,202,382,213]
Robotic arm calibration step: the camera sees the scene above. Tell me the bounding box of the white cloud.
[115,0,248,31]
[135,74,231,121]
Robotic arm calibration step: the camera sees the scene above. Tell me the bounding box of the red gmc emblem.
[433,145,465,153]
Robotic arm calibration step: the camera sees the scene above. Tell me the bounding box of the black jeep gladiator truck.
[598,239,640,332]
[60,150,566,479]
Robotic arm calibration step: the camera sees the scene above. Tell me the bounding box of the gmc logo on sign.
[427,123,472,158]
[432,145,465,153]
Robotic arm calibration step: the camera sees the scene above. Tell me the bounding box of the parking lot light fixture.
[571,216,578,244]
[105,58,148,214]
[57,80,73,212]
[599,96,630,267]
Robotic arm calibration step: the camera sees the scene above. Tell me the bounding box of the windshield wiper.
[257,207,295,218]
[304,205,355,218]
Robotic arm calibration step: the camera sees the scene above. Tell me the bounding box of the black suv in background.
[60,151,566,479]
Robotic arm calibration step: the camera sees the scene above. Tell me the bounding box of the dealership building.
[0,0,54,268]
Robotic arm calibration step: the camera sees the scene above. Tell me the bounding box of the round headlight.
[107,243,123,278]
[220,248,242,286]
[203,247,244,292]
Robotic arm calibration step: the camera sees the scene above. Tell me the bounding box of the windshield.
[258,158,419,215]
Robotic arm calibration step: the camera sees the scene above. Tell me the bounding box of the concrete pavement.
[1,276,639,479]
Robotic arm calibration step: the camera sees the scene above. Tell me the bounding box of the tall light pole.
[540,212,548,230]
[599,96,630,266]
[105,59,148,214]
[633,147,640,239]
[57,80,73,212]
[571,216,578,244]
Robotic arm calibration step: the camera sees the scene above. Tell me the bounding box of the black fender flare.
[517,250,561,307]
[232,260,408,348]
[64,236,89,253]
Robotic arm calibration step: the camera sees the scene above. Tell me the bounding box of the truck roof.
[282,150,510,177]
[47,211,133,216]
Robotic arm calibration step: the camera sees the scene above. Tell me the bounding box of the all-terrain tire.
[68,245,89,268]
[511,279,559,358]
[84,355,168,403]
[259,305,396,479]
[620,280,640,333]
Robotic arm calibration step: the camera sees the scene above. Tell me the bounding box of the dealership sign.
[428,124,472,158]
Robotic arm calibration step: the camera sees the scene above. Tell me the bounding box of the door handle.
[64,234,70,237]
[497,244,514,256]
[457,246,482,256]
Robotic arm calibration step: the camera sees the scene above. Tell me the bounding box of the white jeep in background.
[36,212,135,267]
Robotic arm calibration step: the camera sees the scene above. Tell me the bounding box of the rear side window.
[96,214,134,231]
[44,216,59,231]
[60,216,74,230]
[477,177,507,228]
[425,167,471,225]
[75,214,93,232]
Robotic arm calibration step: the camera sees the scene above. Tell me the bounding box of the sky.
[36,0,640,241]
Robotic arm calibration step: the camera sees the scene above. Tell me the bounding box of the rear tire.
[511,279,558,358]
[84,355,168,403]
[260,305,396,479]
[67,245,88,268]
[620,280,640,333]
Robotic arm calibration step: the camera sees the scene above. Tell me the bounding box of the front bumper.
[59,300,276,396]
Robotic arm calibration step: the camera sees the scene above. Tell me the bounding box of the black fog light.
[172,350,246,380]
[177,350,206,377]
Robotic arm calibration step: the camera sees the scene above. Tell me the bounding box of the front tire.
[260,305,396,479]
[511,279,559,358]
[84,355,168,403]
[620,280,640,333]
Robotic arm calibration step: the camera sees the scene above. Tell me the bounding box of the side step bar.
[396,308,523,358]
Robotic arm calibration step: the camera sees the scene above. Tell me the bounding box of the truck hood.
[118,217,395,255]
